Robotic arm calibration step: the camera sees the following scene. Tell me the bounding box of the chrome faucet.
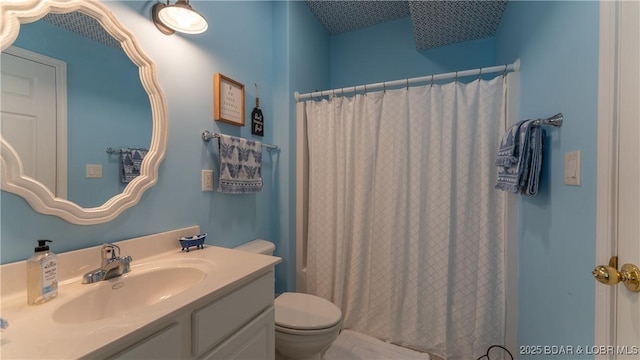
[82,244,132,284]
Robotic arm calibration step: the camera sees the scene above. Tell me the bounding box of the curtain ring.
[383,82,386,93]
[406,78,409,90]
[478,67,482,81]
[430,74,434,88]
[455,71,458,82]
[364,84,367,95]
[503,64,508,77]
[353,86,357,96]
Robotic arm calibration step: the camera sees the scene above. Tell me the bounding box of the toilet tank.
[234,239,275,255]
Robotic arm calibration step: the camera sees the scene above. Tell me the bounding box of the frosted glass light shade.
[154,1,208,35]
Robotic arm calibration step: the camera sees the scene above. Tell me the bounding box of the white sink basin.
[53,262,208,324]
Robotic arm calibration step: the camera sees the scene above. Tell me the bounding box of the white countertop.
[0,226,281,359]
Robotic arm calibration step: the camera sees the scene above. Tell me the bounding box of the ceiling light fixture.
[152,0,208,35]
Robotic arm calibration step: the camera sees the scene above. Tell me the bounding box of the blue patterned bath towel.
[218,134,263,194]
[120,148,148,184]
[495,120,544,195]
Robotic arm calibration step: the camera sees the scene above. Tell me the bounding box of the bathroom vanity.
[0,227,281,359]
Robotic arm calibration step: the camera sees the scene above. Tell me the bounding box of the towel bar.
[106,147,148,154]
[533,113,563,127]
[201,130,278,151]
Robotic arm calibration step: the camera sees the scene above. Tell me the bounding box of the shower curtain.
[304,76,506,360]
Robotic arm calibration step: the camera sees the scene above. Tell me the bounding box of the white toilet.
[235,240,342,360]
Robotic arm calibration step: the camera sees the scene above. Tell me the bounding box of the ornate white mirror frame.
[0,0,168,225]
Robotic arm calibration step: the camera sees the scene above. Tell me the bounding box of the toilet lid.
[275,293,342,330]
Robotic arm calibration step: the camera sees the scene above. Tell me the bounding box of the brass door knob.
[619,263,640,292]
[592,256,640,293]
[592,265,621,285]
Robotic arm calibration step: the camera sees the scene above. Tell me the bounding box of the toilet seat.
[275,292,342,332]
[275,322,341,336]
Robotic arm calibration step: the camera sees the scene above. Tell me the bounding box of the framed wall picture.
[214,73,245,126]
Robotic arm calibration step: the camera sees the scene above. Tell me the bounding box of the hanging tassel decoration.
[251,83,264,137]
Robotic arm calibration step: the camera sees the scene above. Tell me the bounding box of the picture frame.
[214,73,245,126]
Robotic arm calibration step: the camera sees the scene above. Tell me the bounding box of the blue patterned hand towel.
[120,148,148,184]
[218,134,263,194]
[495,119,544,195]
[495,121,525,167]
[524,126,545,195]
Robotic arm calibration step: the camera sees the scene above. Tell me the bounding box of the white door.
[1,46,67,197]
[595,1,640,358]
[614,0,639,356]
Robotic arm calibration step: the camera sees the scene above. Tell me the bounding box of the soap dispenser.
[27,240,58,305]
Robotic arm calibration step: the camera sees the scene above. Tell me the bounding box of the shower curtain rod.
[294,59,520,102]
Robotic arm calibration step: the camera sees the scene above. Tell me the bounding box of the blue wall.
[1,2,601,349]
[11,19,151,208]
[495,1,599,357]
[0,0,328,293]
[271,1,330,292]
[329,16,496,89]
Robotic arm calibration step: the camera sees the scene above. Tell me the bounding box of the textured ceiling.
[42,12,121,49]
[41,2,507,52]
[306,0,508,51]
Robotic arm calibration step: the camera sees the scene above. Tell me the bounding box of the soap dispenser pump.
[27,239,58,305]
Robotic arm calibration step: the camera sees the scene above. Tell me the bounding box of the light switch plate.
[86,164,103,178]
[202,170,214,191]
[564,150,581,186]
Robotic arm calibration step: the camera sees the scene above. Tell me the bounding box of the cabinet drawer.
[192,272,273,357]
[109,322,181,360]
[200,307,274,360]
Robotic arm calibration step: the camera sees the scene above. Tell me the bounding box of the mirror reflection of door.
[1,47,67,198]
[1,11,153,209]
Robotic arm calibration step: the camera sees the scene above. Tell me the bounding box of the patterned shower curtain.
[305,76,506,360]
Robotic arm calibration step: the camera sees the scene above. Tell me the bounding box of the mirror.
[1,0,168,225]
[3,12,153,208]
